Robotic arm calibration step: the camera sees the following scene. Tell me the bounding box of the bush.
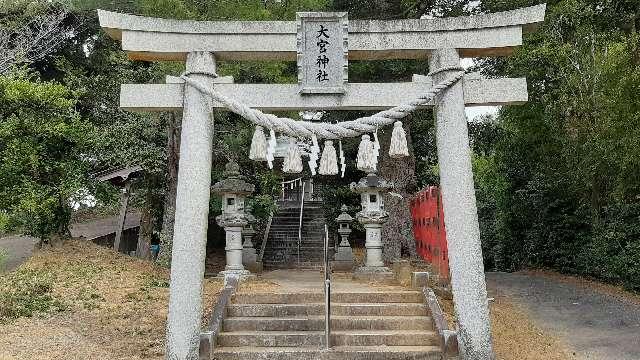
[0,269,66,322]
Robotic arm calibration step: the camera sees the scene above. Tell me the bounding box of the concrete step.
[217,330,439,347]
[227,303,429,317]
[223,316,433,331]
[231,292,424,304]
[212,345,442,360]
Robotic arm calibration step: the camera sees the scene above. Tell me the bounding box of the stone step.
[271,218,326,229]
[223,316,433,331]
[262,244,327,249]
[227,303,429,317]
[231,292,424,304]
[267,233,325,238]
[269,225,326,230]
[261,261,324,269]
[212,345,442,360]
[217,330,439,347]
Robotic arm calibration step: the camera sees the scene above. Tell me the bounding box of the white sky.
[460,58,499,122]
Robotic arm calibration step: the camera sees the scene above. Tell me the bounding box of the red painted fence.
[410,186,450,282]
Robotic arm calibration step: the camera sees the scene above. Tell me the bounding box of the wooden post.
[113,181,132,253]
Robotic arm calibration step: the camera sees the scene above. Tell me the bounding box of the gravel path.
[486,272,640,360]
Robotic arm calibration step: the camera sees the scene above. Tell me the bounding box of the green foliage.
[0,71,89,239]
[0,269,67,322]
[473,0,640,290]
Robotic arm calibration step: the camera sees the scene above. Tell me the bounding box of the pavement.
[486,271,640,360]
[0,235,39,272]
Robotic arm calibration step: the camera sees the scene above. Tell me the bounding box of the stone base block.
[411,271,432,289]
[352,266,396,284]
[216,269,256,282]
[331,260,354,272]
[244,261,263,274]
[392,260,412,286]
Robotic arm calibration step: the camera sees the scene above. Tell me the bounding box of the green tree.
[0,71,89,241]
[476,0,640,290]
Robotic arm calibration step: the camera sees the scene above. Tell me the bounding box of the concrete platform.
[260,269,405,293]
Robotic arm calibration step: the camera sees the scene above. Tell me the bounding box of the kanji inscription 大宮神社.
[297,12,348,94]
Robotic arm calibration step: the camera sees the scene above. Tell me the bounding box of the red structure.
[410,186,450,282]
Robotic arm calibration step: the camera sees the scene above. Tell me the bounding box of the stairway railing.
[297,181,306,266]
[323,224,331,349]
[257,212,273,263]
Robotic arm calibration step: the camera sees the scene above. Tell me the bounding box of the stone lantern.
[332,205,354,271]
[241,209,262,273]
[350,173,394,279]
[211,161,255,277]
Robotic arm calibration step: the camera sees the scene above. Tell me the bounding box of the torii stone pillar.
[430,48,494,359]
[166,51,216,360]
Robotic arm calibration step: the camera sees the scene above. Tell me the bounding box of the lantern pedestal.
[353,213,394,282]
[216,215,255,279]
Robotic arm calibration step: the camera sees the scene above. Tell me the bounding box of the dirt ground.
[0,240,223,360]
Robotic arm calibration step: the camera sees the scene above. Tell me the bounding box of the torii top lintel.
[98,5,545,62]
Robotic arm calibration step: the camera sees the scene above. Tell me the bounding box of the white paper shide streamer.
[389,121,409,158]
[319,140,339,175]
[372,128,380,171]
[308,134,320,175]
[357,134,377,172]
[249,126,268,161]
[266,128,277,169]
[282,140,303,174]
[338,140,346,178]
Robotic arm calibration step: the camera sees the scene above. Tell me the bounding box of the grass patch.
[0,269,66,322]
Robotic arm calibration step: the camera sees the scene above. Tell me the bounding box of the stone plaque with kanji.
[296,12,348,94]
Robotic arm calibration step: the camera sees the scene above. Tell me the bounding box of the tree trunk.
[379,122,419,261]
[136,203,153,260]
[158,112,181,267]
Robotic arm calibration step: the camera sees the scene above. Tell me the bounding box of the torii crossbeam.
[99,5,546,360]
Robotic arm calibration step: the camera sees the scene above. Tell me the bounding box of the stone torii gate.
[98,5,545,360]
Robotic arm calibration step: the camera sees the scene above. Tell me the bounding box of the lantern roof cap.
[337,205,353,222]
[211,161,255,195]
[350,173,393,194]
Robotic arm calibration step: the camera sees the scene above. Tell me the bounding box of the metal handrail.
[323,224,331,349]
[257,212,273,263]
[297,181,306,266]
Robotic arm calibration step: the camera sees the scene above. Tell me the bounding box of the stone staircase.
[213,290,442,360]
[262,200,328,269]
